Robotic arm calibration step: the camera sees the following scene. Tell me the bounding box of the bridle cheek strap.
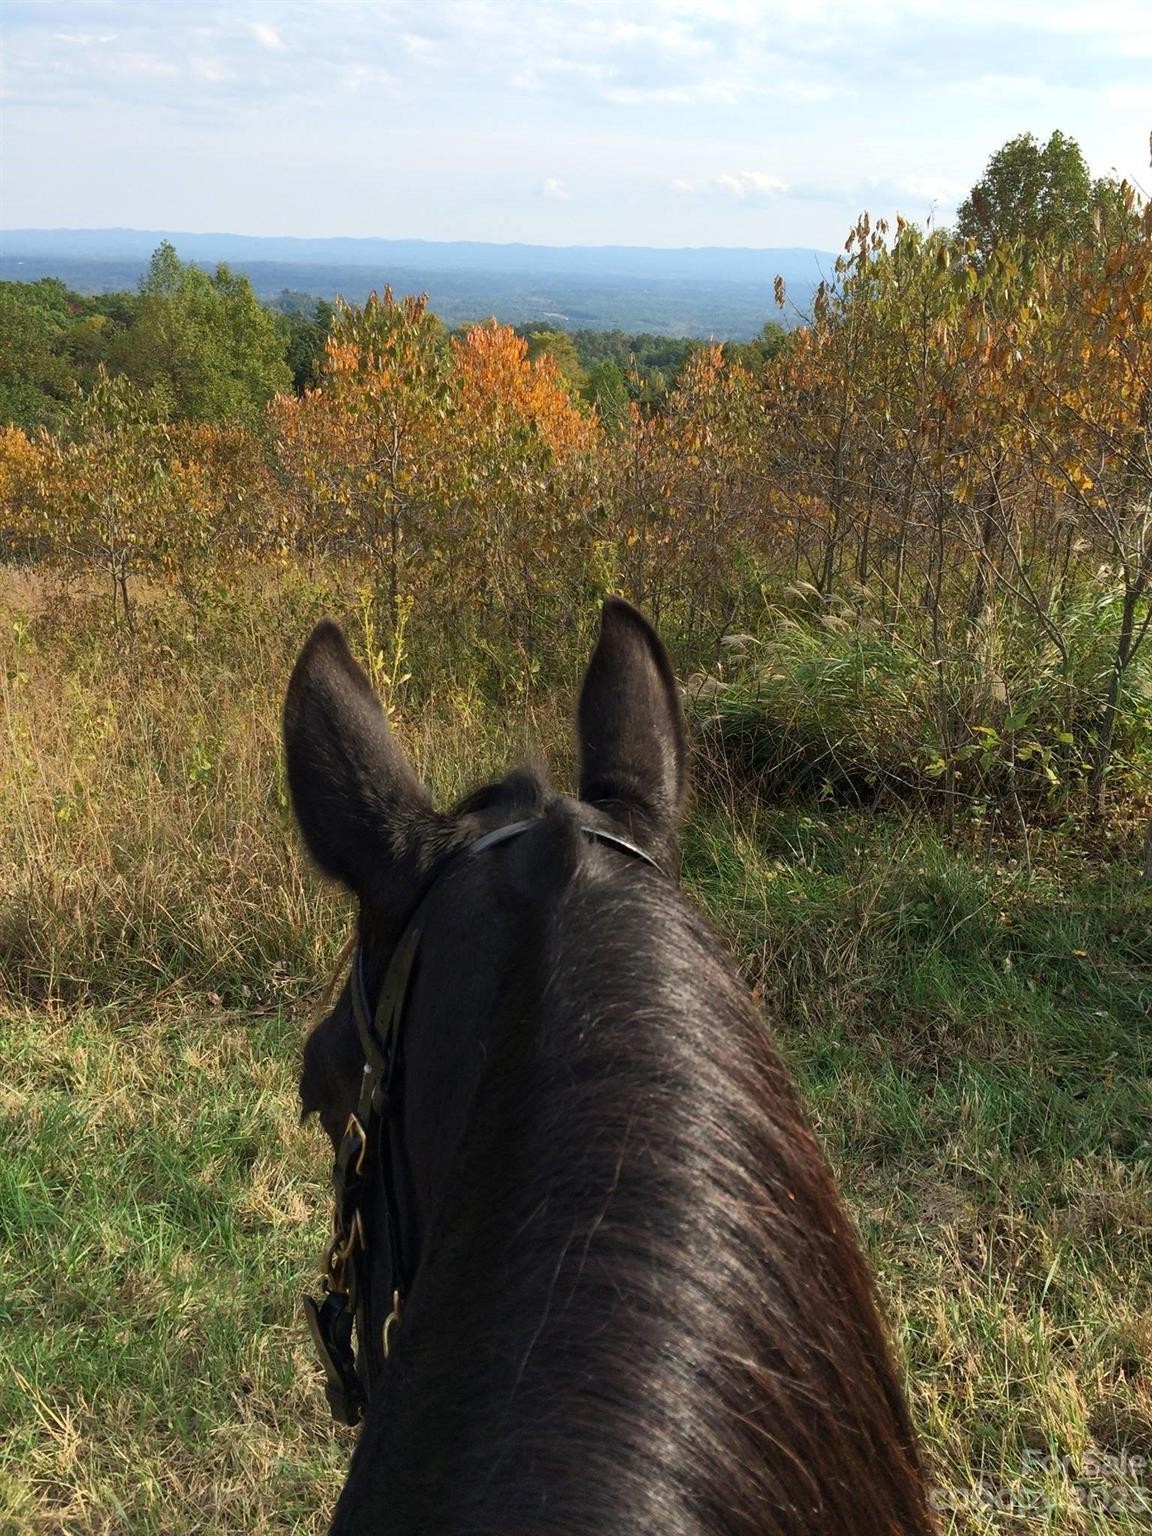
[303,818,662,1425]
[301,922,419,1428]
[302,1109,369,1424]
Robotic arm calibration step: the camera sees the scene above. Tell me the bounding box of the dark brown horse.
[285,598,934,1534]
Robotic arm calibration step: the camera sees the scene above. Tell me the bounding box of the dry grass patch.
[2,573,1150,1532]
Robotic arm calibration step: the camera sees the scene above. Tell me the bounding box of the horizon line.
[1,225,838,256]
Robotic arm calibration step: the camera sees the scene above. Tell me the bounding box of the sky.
[1,0,1148,250]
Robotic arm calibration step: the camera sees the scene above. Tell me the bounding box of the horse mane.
[335,804,931,1534]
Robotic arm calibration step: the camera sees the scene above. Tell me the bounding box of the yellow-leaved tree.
[449,321,599,650]
[271,291,453,627]
[26,370,174,624]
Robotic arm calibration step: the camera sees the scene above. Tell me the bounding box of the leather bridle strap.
[303,817,663,1425]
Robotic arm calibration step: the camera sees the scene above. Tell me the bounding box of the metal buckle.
[343,1112,368,1177]
[324,1207,364,1285]
[382,1289,403,1359]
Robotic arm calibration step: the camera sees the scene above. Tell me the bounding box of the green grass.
[2,576,1151,1532]
[0,1003,350,1534]
[694,608,1152,808]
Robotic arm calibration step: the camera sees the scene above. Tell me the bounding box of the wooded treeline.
[0,248,737,431]
[2,135,1149,817]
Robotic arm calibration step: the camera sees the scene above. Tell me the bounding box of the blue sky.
[2,0,1148,248]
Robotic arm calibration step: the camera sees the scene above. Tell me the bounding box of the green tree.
[724,321,791,378]
[524,329,586,392]
[115,243,292,425]
[511,326,699,407]
[956,131,1098,260]
[583,358,630,434]
[0,280,79,430]
[273,293,336,393]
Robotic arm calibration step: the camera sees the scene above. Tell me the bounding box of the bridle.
[302,815,663,1426]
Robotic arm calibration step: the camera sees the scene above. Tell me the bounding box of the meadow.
[1,567,1149,1535]
[2,182,1151,1531]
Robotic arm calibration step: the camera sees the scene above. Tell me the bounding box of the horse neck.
[337,876,931,1535]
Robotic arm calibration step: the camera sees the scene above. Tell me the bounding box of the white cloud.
[342,64,395,94]
[1102,83,1152,109]
[896,174,965,204]
[968,72,1047,99]
[539,57,614,82]
[190,57,232,84]
[604,79,742,106]
[111,51,181,81]
[669,170,790,199]
[604,20,714,60]
[1042,2,1152,43]
[717,170,788,198]
[776,80,842,103]
[249,22,285,52]
[7,0,1148,248]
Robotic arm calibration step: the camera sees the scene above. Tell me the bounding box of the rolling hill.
[0,228,832,338]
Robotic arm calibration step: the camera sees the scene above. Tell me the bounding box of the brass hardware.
[382,1290,403,1359]
[345,1113,368,1176]
[324,1208,364,1287]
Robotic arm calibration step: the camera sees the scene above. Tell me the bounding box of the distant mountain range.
[0,228,835,339]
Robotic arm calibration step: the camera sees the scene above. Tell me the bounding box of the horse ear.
[577,597,689,862]
[283,620,435,895]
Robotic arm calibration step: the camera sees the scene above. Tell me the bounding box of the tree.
[524,329,586,392]
[584,359,630,434]
[272,301,605,670]
[275,295,335,394]
[0,425,43,559]
[0,280,79,430]
[115,243,292,425]
[614,343,762,630]
[956,131,1097,261]
[450,321,599,623]
[27,370,174,623]
[1001,190,1152,809]
[543,328,698,407]
[271,291,454,623]
[724,321,791,378]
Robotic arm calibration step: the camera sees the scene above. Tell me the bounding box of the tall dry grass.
[0,568,579,1011]
[3,566,1150,1534]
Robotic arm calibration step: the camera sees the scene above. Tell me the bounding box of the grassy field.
[2,580,1151,1534]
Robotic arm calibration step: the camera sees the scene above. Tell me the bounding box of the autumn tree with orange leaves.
[448,321,598,634]
[273,296,599,653]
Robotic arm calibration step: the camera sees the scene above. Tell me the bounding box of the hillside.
[0,228,829,338]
